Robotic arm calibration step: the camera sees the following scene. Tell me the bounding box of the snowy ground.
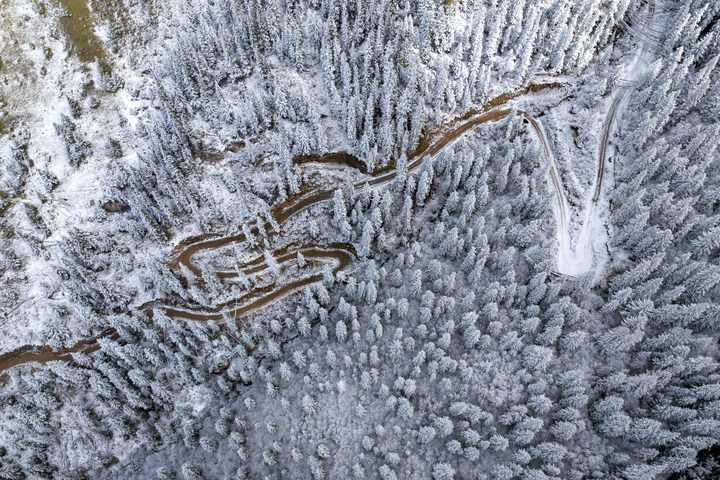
[0,0,160,353]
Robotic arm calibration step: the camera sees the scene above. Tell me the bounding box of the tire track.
[593,92,626,203]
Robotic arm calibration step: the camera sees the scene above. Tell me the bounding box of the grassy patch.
[57,0,105,62]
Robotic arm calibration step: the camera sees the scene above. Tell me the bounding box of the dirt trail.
[593,92,625,203]
[522,113,568,231]
[174,83,565,276]
[0,82,567,376]
[0,330,117,380]
[0,247,350,377]
[172,108,546,276]
[594,0,656,205]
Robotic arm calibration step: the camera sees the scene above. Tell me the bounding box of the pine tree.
[432,463,455,480]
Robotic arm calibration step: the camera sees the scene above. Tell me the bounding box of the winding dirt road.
[0,82,568,376]
[172,83,565,274]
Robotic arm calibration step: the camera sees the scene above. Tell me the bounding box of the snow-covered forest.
[1,0,719,478]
